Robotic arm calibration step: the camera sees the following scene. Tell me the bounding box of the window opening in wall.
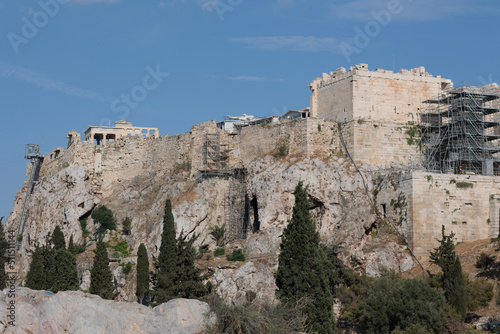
[381,203,387,218]
[462,221,467,225]
[452,221,458,225]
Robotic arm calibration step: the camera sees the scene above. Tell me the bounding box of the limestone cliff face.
[4,123,414,304]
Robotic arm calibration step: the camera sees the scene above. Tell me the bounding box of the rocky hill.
[5,146,415,304]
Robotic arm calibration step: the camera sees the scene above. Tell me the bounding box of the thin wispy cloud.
[330,0,490,22]
[0,61,111,102]
[210,74,284,82]
[230,36,339,53]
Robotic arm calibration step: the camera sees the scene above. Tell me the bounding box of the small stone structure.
[84,120,159,145]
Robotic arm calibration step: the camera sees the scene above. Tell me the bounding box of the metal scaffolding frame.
[200,133,248,241]
[224,168,248,241]
[420,86,500,175]
[203,133,229,173]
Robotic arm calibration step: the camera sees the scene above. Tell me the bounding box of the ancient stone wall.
[309,64,452,123]
[239,118,339,166]
[402,171,500,260]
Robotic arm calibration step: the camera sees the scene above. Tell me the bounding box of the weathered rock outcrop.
[5,149,414,304]
[0,288,212,334]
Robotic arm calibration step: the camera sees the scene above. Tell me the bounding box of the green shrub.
[476,252,496,269]
[465,277,494,311]
[391,323,433,334]
[455,182,473,189]
[122,216,132,235]
[74,242,88,255]
[273,135,290,158]
[246,290,257,303]
[214,248,225,257]
[121,262,132,276]
[227,249,245,262]
[360,273,444,334]
[205,295,307,334]
[105,240,130,258]
[198,244,209,254]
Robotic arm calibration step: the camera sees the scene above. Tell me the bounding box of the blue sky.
[0,0,499,219]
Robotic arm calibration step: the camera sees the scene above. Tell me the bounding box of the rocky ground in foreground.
[0,287,212,334]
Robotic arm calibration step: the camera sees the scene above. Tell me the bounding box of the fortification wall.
[407,171,500,260]
[310,65,452,124]
[239,118,340,166]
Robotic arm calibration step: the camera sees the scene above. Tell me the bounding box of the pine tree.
[90,241,115,299]
[51,249,79,293]
[429,225,466,319]
[52,225,65,250]
[153,199,178,305]
[173,232,207,299]
[136,243,149,305]
[0,217,8,289]
[275,182,335,334]
[25,245,45,290]
[68,235,75,254]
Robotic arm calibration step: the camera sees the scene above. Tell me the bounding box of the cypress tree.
[136,243,149,305]
[51,249,79,293]
[68,235,75,254]
[275,182,335,334]
[0,217,8,289]
[25,245,45,290]
[173,232,207,299]
[153,199,178,305]
[90,241,115,299]
[430,225,466,319]
[40,243,56,289]
[52,225,65,250]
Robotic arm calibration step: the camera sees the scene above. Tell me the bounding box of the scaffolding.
[202,133,230,176]
[200,133,248,241]
[224,168,248,241]
[17,144,43,250]
[419,86,500,175]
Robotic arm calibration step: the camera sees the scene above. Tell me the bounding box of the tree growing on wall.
[91,205,116,240]
[152,199,178,305]
[51,249,79,293]
[275,182,336,334]
[90,241,115,300]
[51,225,65,250]
[429,225,466,319]
[136,243,149,305]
